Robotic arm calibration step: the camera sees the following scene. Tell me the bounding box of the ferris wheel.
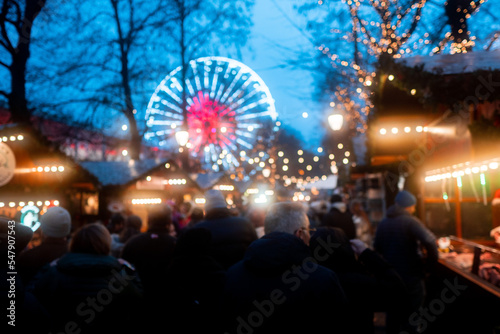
[144,56,278,171]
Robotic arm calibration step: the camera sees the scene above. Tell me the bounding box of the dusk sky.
[241,0,326,150]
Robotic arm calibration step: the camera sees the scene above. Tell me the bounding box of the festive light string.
[314,0,490,138]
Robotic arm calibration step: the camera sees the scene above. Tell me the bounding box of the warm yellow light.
[380,128,387,135]
[338,143,343,149]
[416,126,423,133]
[388,74,394,81]
[404,127,411,133]
[392,127,398,134]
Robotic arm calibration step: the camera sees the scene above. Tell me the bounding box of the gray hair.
[264,202,309,235]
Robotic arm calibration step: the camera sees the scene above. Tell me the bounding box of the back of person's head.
[147,205,172,231]
[70,223,111,255]
[190,207,204,224]
[395,190,417,208]
[309,227,357,273]
[108,213,125,233]
[330,194,343,204]
[264,202,308,235]
[120,215,143,243]
[349,199,363,214]
[246,206,266,228]
[0,217,33,256]
[40,206,72,239]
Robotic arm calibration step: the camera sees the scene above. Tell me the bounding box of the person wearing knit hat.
[40,207,72,238]
[373,191,437,333]
[17,207,71,284]
[395,190,417,209]
[204,189,227,213]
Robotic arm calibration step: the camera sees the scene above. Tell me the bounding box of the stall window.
[461,202,493,239]
[424,179,454,199]
[424,202,456,237]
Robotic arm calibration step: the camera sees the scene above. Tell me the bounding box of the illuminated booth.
[80,159,201,229]
[0,124,100,230]
[369,51,500,328]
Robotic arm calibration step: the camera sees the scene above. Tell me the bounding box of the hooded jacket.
[374,205,438,282]
[223,232,349,334]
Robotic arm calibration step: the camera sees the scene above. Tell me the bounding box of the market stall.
[0,124,100,229]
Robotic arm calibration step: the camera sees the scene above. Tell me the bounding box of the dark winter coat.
[320,203,357,239]
[121,227,176,296]
[17,237,68,285]
[223,232,349,334]
[29,252,143,334]
[164,228,226,334]
[310,227,409,333]
[194,209,257,269]
[374,205,438,283]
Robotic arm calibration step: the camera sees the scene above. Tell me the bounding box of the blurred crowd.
[1,188,440,334]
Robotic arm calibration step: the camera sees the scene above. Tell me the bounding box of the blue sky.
[241,0,326,150]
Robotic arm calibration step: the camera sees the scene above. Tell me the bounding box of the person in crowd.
[374,190,438,333]
[223,202,349,334]
[193,189,257,269]
[350,199,374,247]
[1,216,50,333]
[178,206,205,237]
[106,212,125,235]
[245,205,267,238]
[121,205,176,298]
[165,228,226,333]
[17,206,71,285]
[310,226,409,333]
[110,214,142,258]
[307,199,329,229]
[177,200,194,229]
[29,223,143,334]
[320,193,357,239]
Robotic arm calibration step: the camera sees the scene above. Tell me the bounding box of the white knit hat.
[40,207,71,238]
[204,189,227,212]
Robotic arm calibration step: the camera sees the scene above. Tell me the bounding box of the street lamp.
[175,129,189,147]
[328,113,344,131]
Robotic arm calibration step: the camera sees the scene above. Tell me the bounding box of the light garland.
[424,158,499,182]
[131,198,162,205]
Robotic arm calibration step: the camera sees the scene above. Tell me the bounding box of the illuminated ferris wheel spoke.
[226,78,252,105]
[236,110,273,121]
[220,70,243,104]
[210,72,219,99]
[236,137,253,150]
[228,89,259,111]
[186,79,196,97]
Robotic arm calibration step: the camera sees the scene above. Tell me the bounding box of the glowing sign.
[20,205,40,231]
